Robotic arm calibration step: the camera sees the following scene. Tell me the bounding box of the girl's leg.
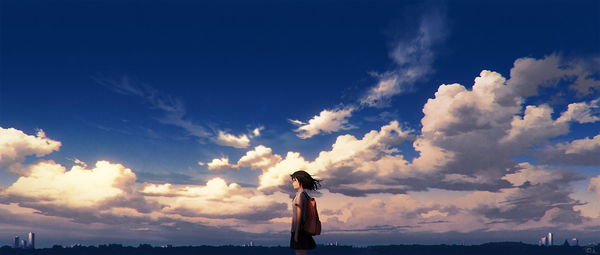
[295,249,307,255]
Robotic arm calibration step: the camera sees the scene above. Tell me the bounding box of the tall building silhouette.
[13,236,20,249]
[29,232,35,249]
[548,232,553,246]
[21,239,28,249]
[571,238,578,246]
[540,237,547,246]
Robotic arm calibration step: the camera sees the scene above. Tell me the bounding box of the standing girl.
[290,170,321,255]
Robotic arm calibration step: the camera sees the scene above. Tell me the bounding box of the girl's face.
[292,178,300,189]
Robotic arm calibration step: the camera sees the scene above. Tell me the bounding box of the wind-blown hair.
[290,170,322,191]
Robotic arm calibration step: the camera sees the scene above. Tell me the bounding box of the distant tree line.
[0,241,594,255]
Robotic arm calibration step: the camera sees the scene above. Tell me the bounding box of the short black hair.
[290,170,322,190]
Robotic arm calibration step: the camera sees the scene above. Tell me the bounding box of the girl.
[290,170,321,255]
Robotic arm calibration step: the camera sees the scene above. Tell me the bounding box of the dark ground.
[0,242,595,255]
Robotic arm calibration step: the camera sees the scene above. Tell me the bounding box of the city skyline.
[11,232,35,249]
[1,0,600,248]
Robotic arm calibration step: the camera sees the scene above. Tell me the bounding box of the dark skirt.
[290,230,316,250]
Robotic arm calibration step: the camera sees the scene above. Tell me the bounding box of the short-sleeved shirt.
[291,190,308,233]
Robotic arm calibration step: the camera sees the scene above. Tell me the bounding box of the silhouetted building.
[13,236,20,249]
[29,232,35,249]
[539,232,554,246]
[21,239,28,249]
[571,238,578,246]
[540,237,547,246]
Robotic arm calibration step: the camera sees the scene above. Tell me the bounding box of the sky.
[1,0,599,248]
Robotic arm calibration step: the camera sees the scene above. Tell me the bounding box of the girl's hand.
[294,232,299,242]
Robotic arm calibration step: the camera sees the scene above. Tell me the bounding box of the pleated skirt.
[290,230,316,250]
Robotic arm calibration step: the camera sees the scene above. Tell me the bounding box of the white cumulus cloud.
[1,159,161,223]
[207,157,239,172]
[210,131,251,149]
[0,127,61,174]
[139,178,288,220]
[292,106,357,139]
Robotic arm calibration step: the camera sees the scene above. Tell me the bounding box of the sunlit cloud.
[210,131,250,149]
[291,106,357,139]
[0,127,61,175]
[249,126,264,138]
[237,145,282,170]
[139,178,253,199]
[207,157,239,172]
[221,121,416,196]
[1,159,162,223]
[226,54,598,200]
[139,178,288,220]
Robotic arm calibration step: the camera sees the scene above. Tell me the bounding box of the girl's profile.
[290,170,322,255]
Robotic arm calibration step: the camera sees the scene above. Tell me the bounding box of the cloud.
[0,127,289,226]
[138,178,254,199]
[221,54,596,199]
[210,131,250,149]
[500,104,569,145]
[500,99,599,165]
[327,163,585,234]
[82,53,598,236]
[421,71,520,136]
[139,178,288,221]
[360,5,449,107]
[454,164,585,228]
[234,121,416,196]
[291,106,357,139]
[257,151,310,195]
[412,64,599,192]
[206,145,285,173]
[291,4,450,138]
[207,157,239,172]
[237,145,282,170]
[501,163,566,186]
[0,127,61,174]
[538,133,600,165]
[250,126,264,138]
[2,160,162,223]
[360,73,402,108]
[339,194,438,232]
[557,99,600,124]
[163,195,288,221]
[95,75,256,148]
[588,175,600,198]
[413,70,524,190]
[505,54,600,99]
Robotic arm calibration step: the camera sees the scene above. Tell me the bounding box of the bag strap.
[302,190,310,200]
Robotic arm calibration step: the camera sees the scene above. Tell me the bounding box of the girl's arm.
[294,204,302,242]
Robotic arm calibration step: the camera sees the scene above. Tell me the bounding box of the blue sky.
[1,0,599,248]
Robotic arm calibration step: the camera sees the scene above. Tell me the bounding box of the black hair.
[290,170,322,190]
